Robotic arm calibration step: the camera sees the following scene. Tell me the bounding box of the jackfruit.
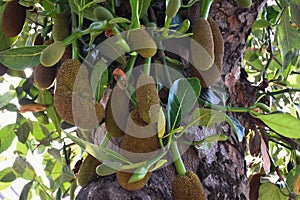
[52,13,70,42]
[1,0,26,37]
[136,74,160,124]
[33,64,57,89]
[93,6,113,21]
[190,18,214,71]
[128,29,157,58]
[77,154,101,187]
[105,87,129,137]
[117,171,152,191]
[172,171,207,200]
[40,41,65,67]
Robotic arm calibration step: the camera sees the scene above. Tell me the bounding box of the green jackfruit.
[40,41,65,67]
[105,87,129,137]
[190,18,214,71]
[235,0,252,8]
[117,171,152,191]
[128,29,157,58]
[136,74,160,124]
[77,154,101,187]
[33,64,57,89]
[52,13,70,41]
[172,171,207,200]
[54,59,104,129]
[1,0,26,37]
[93,6,113,21]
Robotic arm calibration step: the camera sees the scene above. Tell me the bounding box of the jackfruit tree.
[0,0,299,199]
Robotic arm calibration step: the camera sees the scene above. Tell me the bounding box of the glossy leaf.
[225,115,245,142]
[167,78,201,132]
[286,164,300,195]
[90,59,108,102]
[252,19,269,31]
[189,108,225,128]
[66,133,132,164]
[258,182,288,200]
[96,162,122,176]
[149,159,168,172]
[0,167,17,182]
[253,113,300,138]
[0,124,16,153]
[68,0,98,21]
[19,180,34,200]
[128,166,148,183]
[277,9,300,60]
[158,107,166,138]
[0,46,46,70]
[15,120,31,143]
[0,90,16,110]
[13,156,36,180]
[130,0,140,28]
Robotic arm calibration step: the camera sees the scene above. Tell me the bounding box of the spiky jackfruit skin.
[52,13,70,42]
[93,6,113,20]
[120,110,160,163]
[0,64,8,76]
[54,59,104,129]
[33,64,57,89]
[136,74,160,124]
[208,17,224,72]
[172,171,207,200]
[1,0,26,37]
[40,41,65,67]
[128,29,157,58]
[190,18,214,71]
[77,154,101,187]
[117,171,152,191]
[105,87,129,137]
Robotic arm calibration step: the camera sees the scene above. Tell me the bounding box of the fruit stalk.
[170,140,186,176]
[200,0,213,19]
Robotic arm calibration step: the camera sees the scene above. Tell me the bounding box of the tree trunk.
[76,0,267,199]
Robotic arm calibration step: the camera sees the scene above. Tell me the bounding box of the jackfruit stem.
[144,58,151,75]
[170,140,186,176]
[200,0,213,20]
[163,17,172,37]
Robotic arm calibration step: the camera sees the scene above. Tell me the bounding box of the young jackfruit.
[52,13,70,42]
[128,29,157,58]
[33,64,57,89]
[1,0,26,37]
[120,110,160,163]
[117,171,152,191]
[235,0,252,8]
[105,87,129,137]
[172,171,207,200]
[77,154,101,187]
[54,59,104,129]
[208,17,224,72]
[136,74,160,124]
[40,41,65,67]
[93,6,114,21]
[190,18,214,71]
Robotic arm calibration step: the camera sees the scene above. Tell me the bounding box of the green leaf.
[130,0,140,29]
[189,108,226,128]
[225,115,245,142]
[138,0,151,18]
[253,113,300,138]
[286,164,300,195]
[258,182,289,200]
[158,107,166,138]
[244,49,264,70]
[0,124,16,153]
[109,17,131,25]
[15,120,32,143]
[96,161,122,176]
[0,90,16,110]
[0,46,46,70]
[66,133,132,164]
[15,141,28,156]
[277,9,300,60]
[19,181,33,200]
[47,148,62,163]
[167,78,201,132]
[13,156,36,180]
[291,2,300,28]
[90,59,108,102]
[252,19,269,31]
[68,0,98,21]
[149,159,168,172]
[128,166,148,183]
[0,167,17,182]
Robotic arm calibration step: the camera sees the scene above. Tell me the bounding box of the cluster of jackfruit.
[105,74,161,191]
[189,17,224,88]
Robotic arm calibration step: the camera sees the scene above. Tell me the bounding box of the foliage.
[0,0,299,199]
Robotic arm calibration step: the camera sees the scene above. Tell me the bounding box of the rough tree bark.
[76,0,267,199]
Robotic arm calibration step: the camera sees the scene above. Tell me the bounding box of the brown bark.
[76,0,267,199]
